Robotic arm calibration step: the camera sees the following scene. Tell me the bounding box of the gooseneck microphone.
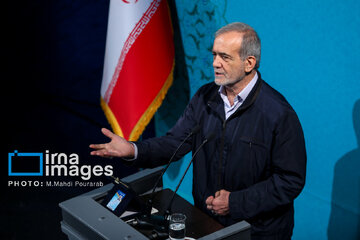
[133,126,201,233]
[145,125,201,215]
[164,132,216,216]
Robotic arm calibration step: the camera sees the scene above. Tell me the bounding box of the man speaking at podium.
[90,22,306,240]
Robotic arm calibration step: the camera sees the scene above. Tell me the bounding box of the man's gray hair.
[215,22,261,69]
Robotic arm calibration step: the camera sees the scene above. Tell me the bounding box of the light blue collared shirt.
[218,72,258,119]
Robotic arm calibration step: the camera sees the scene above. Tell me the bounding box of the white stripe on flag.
[101,0,153,99]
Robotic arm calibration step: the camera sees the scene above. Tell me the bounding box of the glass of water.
[169,213,186,240]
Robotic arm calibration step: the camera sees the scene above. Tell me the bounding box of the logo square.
[8,150,43,176]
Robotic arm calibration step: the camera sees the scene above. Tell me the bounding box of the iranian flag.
[101,0,174,141]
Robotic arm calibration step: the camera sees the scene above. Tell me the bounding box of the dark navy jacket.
[134,74,307,239]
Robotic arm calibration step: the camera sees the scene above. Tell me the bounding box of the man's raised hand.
[89,128,135,158]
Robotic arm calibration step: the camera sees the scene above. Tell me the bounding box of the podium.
[59,167,251,239]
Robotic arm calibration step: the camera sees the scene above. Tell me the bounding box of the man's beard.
[214,74,245,87]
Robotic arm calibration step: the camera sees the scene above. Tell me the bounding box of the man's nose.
[213,55,221,68]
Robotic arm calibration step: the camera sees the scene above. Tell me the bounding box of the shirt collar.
[218,72,258,104]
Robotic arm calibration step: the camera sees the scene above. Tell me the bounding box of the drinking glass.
[169,213,186,240]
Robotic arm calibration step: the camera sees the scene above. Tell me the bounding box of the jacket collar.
[207,71,263,120]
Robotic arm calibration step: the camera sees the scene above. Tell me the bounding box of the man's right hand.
[89,128,135,158]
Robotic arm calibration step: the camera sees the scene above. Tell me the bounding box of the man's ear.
[245,56,257,73]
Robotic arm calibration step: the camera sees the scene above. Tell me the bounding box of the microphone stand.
[134,126,201,233]
[146,125,201,214]
[164,132,215,217]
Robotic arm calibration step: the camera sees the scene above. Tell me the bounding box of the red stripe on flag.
[108,0,174,140]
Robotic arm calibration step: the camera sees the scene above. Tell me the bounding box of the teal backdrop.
[156,1,360,239]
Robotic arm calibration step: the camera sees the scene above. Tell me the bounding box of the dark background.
[2,0,189,239]
[3,1,115,239]
[3,0,144,239]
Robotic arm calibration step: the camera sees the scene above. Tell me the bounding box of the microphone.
[135,125,201,233]
[145,125,201,215]
[164,132,216,217]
